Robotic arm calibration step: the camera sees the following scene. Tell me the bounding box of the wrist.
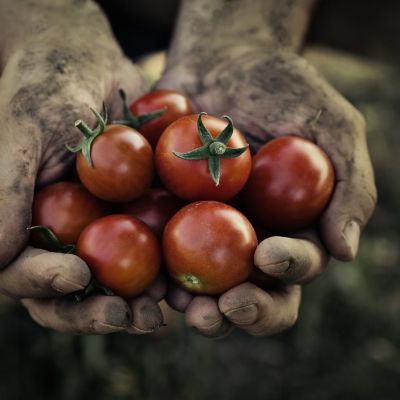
[0,0,103,62]
[165,0,317,73]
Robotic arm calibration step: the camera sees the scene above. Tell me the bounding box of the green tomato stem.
[209,141,226,155]
[66,102,108,167]
[113,88,167,129]
[75,120,93,138]
[173,113,249,186]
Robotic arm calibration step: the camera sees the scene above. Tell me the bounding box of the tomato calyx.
[307,108,324,131]
[173,113,249,185]
[74,280,114,302]
[177,273,204,291]
[28,226,75,254]
[66,103,108,167]
[113,89,167,129]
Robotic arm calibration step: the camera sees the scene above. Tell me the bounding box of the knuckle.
[285,309,299,330]
[251,310,299,337]
[25,305,50,329]
[352,108,367,135]
[361,183,378,223]
[366,181,378,210]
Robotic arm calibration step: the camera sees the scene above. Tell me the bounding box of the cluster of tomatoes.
[31,89,335,299]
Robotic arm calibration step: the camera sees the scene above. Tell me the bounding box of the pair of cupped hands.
[0,1,376,337]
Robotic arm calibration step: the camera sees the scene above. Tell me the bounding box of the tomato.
[155,114,252,201]
[130,89,194,148]
[31,181,108,246]
[163,201,257,295]
[76,124,154,202]
[76,215,161,298]
[243,136,335,231]
[119,188,184,238]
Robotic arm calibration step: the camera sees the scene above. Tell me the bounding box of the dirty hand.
[0,0,164,334]
[159,0,377,337]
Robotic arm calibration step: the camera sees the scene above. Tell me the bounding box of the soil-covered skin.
[1,1,400,399]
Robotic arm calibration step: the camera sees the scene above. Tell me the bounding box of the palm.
[158,50,376,337]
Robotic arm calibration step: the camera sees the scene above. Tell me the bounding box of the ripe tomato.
[76,124,154,202]
[31,181,108,246]
[119,188,184,238]
[76,215,161,298]
[163,201,257,295]
[130,89,194,148]
[243,136,335,231]
[155,114,251,201]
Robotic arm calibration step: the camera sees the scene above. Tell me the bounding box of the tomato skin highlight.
[76,215,161,298]
[119,188,184,238]
[163,201,258,295]
[243,136,335,231]
[131,89,194,148]
[31,181,108,246]
[155,114,252,201]
[76,124,154,203]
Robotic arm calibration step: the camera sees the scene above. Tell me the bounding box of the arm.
[162,0,316,88]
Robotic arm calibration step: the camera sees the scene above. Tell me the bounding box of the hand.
[158,48,376,337]
[0,0,164,334]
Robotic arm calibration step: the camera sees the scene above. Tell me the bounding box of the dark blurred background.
[1,1,400,399]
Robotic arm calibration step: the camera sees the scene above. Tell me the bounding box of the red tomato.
[31,181,108,245]
[119,188,184,238]
[163,201,258,295]
[76,124,154,202]
[131,90,194,148]
[243,136,335,231]
[76,215,161,298]
[155,114,252,201]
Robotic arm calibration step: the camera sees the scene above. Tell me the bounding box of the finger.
[106,58,148,121]
[145,274,167,302]
[0,246,91,299]
[318,114,377,261]
[219,282,301,337]
[22,295,131,335]
[166,281,193,312]
[185,296,232,338]
[254,231,328,285]
[126,295,164,335]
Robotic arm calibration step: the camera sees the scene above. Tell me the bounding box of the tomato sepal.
[113,89,167,129]
[173,113,249,185]
[66,103,108,167]
[74,280,115,302]
[176,273,205,293]
[173,144,209,160]
[28,225,75,254]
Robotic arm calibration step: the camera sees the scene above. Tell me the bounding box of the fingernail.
[192,319,233,339]
[343,221,360,260]
[127,323,162,335]
[261,260,290,274]
[51,275,86,294]
[92,321,127,334]
[104,303,132,327]
[127,297,164,334]
[223,304,258,325]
